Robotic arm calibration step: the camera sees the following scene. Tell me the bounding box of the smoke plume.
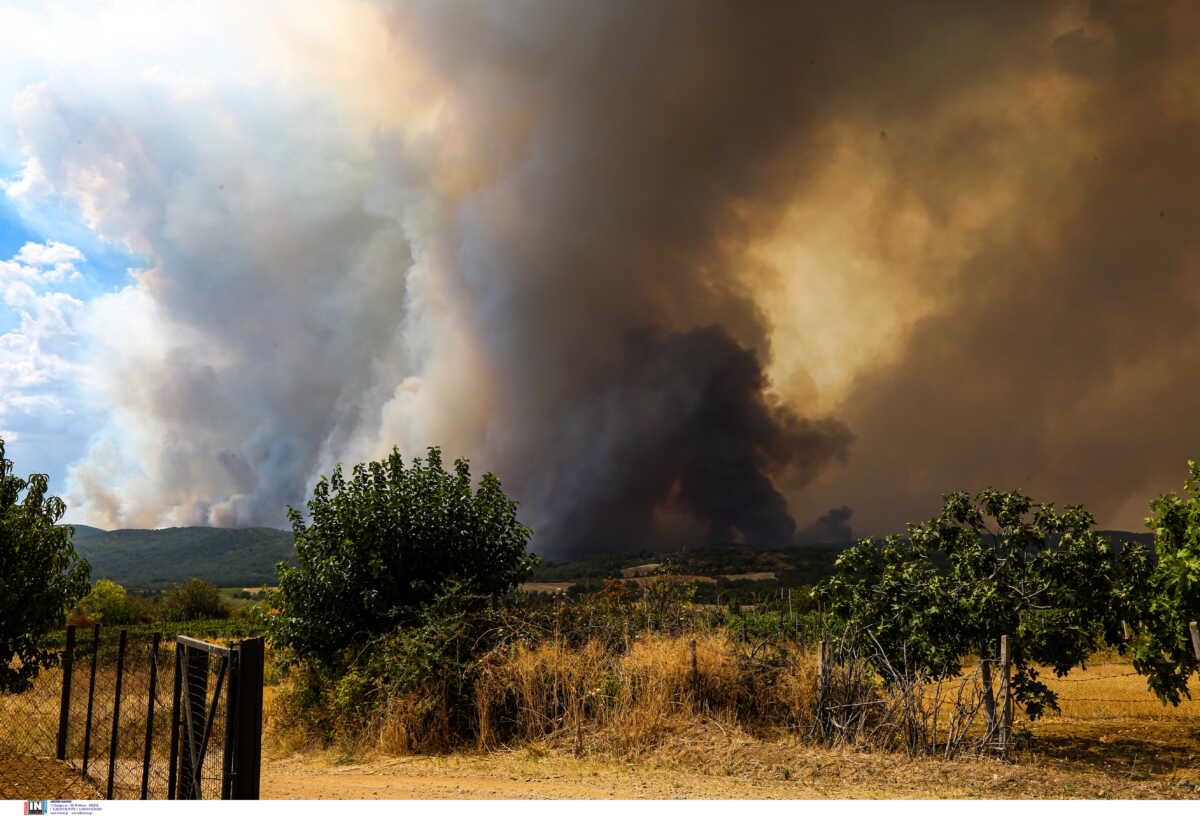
[6,0,1198,554]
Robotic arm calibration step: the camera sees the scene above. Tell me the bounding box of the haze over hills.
[62,522,1156,594]
[66,526,296,589]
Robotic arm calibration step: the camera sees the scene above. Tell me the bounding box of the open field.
[7,639,1199,799]
[256,654,1200,799]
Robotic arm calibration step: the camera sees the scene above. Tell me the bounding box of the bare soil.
[0,756,102,799]
[259,713,1200,800]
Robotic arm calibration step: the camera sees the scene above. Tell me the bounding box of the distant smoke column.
[390,1,858,555]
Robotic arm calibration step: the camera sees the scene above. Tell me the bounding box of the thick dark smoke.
[790,0,1200,535]
[32,0,1200,551]
[384,0,1056,554]
[799,506,855,544]
[526,326,852,553]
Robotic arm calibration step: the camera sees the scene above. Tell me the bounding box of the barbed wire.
[1052,671,1141,682]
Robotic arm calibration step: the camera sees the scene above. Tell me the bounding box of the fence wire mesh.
[0,657,98,799]
[1,625,259,800]
[58,629,176,799]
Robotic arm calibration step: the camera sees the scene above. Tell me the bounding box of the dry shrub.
[375,630,821,758]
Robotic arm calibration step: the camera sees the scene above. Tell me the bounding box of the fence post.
[815,639,831,740]
[167,643,182,799]
[106,629,128,800]
[998,635,1011,757]
[232,637,264,800]
[82,624,100,775]
[817,640,831,697]
[140,633,162,799]
[690,638,699,700]
[221,648,241,799]
[56,625,76,760]
[1189,622,1200,671]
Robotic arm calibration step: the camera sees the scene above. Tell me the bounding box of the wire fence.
[58,628,175,799]
[1,625,263,800]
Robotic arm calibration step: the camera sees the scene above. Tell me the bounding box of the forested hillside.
[70,526,295,589]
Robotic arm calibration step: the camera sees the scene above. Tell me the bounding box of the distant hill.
[69,526,295,589]
[67,524,107,539]
[60,522,1156,593]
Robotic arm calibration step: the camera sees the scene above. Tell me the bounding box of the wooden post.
[998,635,1011,756]
[1122,620,1133,641]
[231,637,264,800]
[106,629,127,800]
[82,624,100,774]
[1189,621,1200,671]
[817,640,830,696]
[980,656,996,743]
[140,633,162,799]
[56,625,76,760]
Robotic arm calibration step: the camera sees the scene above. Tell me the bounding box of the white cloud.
[0,241,85,284]
[15,240,84,267]
[0,281,84,389]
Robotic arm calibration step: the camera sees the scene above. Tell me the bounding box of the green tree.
[1125,460,1200,705]
[81,579,152,625]
[271,446,537,662]
[821,488,1139,722]
[159,578,230,621]
[0,437,91,692]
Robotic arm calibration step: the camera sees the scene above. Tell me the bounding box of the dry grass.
[263,633,1200,799]
[365,631,816,757]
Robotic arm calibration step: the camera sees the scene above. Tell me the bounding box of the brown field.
[720,571,777,581]
[7,643,1200,799]
[519,582,573,594]
[259,642,1200,800]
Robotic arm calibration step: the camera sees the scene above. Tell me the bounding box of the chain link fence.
[1,625,263,800]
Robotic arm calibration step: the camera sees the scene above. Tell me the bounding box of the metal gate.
[169,635,263,799]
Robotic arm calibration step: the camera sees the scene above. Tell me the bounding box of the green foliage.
[271,446,537,662]
[0,437,91,692]
[80,579,153,625]
[159,578,231,621]
[1125,461,1200,705]
[820,487,1137,718]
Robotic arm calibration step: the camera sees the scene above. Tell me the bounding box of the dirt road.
[259,733,1200,800]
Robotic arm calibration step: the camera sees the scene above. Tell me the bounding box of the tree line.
[3,432,1200,717]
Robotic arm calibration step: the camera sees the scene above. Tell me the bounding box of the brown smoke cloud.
[29,0,1199,553]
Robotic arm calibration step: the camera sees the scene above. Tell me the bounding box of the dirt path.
[263,753,813,799]
[260,737,1200,800]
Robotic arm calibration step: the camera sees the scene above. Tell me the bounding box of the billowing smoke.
[799,506,854,545]
[7,0,1199,553]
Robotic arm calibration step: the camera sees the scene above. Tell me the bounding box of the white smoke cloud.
[2,1,452,529]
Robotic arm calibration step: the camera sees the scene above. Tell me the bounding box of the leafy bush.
[79,579,154,625]
[1126,460,1200,704]
[820,488,1139,719]
[159,578,231,621]
[0,437,91,692]
[270,446,537,662]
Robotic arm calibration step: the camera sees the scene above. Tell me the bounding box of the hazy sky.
[1,1,1197,554]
